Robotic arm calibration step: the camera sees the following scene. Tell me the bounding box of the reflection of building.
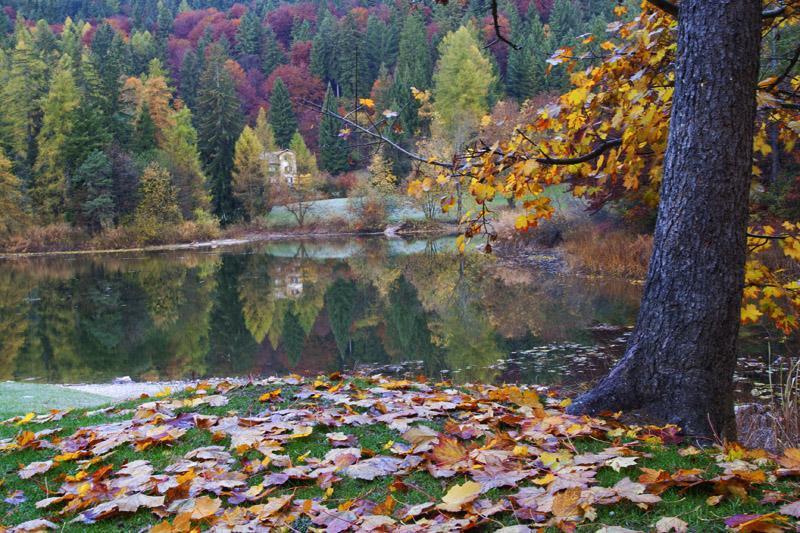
[261,150,297,187]
[273,264,303,299]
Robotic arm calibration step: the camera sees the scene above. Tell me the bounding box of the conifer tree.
[391,12,432,136]
[261,26,285,78]
[506,18,537,100]
[254,107,277,152]
[161,107,209,218]
[232,125,269,221]
[196,44,243,222]
[179,49,202,110]
[310,11,338,89]
[0,150,27,238]
[236,11,263,58]
[70,150,115,232]
[32,58,80,222]
[317,85,349,175]
[268,78,297,149]
[289,132,317,175]
[432,25,496,144]
[336,14,371,99]
[132,102,158,153]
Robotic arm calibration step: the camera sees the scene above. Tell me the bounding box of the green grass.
[0,381,798,532]
[0,383,113,419]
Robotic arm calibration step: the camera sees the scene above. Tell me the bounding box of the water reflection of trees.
[0,240,641,384]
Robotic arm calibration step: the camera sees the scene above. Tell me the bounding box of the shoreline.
[0,226,457,260]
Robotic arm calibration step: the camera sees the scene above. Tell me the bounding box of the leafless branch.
[301,99,454,169]
[764,42,800,90]
[486,0,520,50]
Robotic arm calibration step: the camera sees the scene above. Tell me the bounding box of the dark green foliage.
[385,275,435,360]
[324,278,357,358]
[179,49,202,110]
[196,44,243,222]
[236,10,263,58]
[69,150,115,232]
[268,78,297,149]
[281,309,306,365]
[261,25,286,77]
[390,11,432,136]
[336,14,372,99]
[318,85,349,175]
[132,104,157,154]
[310,12,338,88]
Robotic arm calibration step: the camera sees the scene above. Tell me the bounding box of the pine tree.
[3,29,48,173]
[32,57,80,223]
[179,49,202,110]
[310,11,338,88]
[69,150,115,232]
[268,78,297,149]
[432,25,496,144]
[335,14,372,99]
[254,107,277,152]
[232,125,269,220]
[261,26,285,78]
[547,0,581,89]
[506,15,540,100]
[289,132,317,175]
[391,11,432,136]
[133,162,182,242]
[317,85,349,175]
[0,150,27,238]
[132,102,158,153]
[161,107,209,218]
[196,44,243,222]
[236,10,263,58]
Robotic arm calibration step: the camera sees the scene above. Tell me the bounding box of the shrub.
[562,224,653,279]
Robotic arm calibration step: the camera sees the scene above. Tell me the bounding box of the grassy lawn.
[0,383,112,419]
[0,376,797,531]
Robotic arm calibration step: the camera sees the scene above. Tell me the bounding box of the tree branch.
[534,138,623,165]
[301,99,453,169]
[486,0,520,50]
[763,41,800,90]
[647,0,788,20]
[646,0,678,17]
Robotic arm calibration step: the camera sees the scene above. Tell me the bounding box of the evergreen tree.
[317,85,349,175]
[160,107,209,218]
[324,278,357,358]
[0,150,27,238]
[132,102,158,153]
[32,58,79,222]
[3,29,48,173]
[281,309,306,365]
[291,19,313,44]
[69,150,114,232]
[196,44,243,222]
[236,10,263,58]
[336,13,372,99]
[268,78,297,149]
[179,49,202,110]
[260,26,285,78]
[391,11,432,136]
[254,107,277,152]
[309,12,338,89]
[289,132,316,175]
[232,125,269,220]
[432,25,496,145]
[547,0,581,89]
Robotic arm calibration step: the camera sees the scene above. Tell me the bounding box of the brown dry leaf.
[190,496,221,520]
[437,481,482,512]
[551,487,582,517]
[612,477,661,505]
[655,516,688,533]
[430,435,468,468]
[402,426,438,446]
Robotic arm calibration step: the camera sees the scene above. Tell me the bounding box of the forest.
[0,0,630,248]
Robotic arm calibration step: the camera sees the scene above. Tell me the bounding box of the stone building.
[262,150,297,188]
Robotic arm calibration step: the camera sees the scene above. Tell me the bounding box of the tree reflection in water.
[0,238,642,385]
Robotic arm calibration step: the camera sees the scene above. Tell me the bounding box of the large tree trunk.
[567,0,762,440]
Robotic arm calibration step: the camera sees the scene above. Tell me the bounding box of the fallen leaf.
[655,516,688,533]
[438,481,482,512]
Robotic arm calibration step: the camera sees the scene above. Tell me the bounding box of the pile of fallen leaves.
[2,375,800,532]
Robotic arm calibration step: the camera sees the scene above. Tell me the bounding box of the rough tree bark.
[567,0,762,440]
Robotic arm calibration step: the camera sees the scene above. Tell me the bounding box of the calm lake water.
[0,237,777,398]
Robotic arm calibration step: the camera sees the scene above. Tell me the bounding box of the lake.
[0,237,776,399]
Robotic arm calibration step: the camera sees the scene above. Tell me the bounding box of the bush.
[348,193,388,232]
